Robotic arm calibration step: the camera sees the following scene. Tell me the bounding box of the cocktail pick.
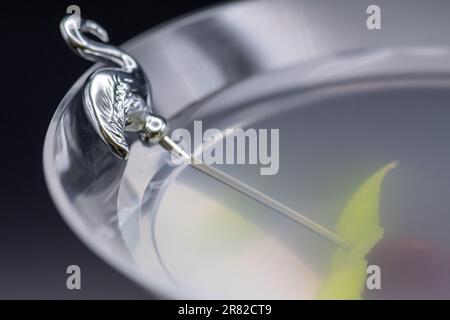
[60,14,351,250]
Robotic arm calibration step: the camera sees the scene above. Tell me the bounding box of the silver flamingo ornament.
[60,14,167,159]
[60,14,351,250]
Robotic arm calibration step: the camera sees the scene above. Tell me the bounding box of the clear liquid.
[118,84,450,298]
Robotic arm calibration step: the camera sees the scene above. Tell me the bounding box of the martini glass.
[44,0,450,299]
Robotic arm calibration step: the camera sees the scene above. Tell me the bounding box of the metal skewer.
[60,14,352,251]
[160,137,351,250]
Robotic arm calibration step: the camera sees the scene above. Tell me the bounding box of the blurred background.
[0,0,222,299]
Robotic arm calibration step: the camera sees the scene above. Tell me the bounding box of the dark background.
[0,0,222,299]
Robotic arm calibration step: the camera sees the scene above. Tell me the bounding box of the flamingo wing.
[83,68,143,159]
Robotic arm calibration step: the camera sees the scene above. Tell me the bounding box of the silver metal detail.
[60,13,350,250]
[60,14,167,159]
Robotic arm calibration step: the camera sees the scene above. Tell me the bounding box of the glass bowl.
[44,0,450,298]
